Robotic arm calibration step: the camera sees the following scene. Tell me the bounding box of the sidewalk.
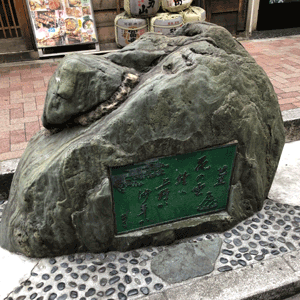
[1,36,300,163]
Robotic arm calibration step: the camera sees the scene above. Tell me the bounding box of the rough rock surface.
[41,55,125,128]
[0,22,285,257]
[151,238,222,283]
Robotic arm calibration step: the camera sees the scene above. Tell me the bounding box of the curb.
[0,50,39,65]
[0,56,62,69]
[0,158,19,200]
[1,109,300,200]
[282,108,300,143]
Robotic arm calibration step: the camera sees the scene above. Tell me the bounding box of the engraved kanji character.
[133,173,145,180]
[138,189,152,204]
[195,155,210,171]
[196,174,204,182]
[156,168,166,176]
[175,172,189,185]
[126,178,144,187]
[192,182,206,196]
[155,178,171,190]
[138,204,148,218]
[158,188,170,207]
[138,204,149,225]
[197,191,218,212]
[214,165,228,186]
[121,212,129,229]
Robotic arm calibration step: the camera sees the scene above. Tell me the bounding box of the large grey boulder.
[0,22,285,258]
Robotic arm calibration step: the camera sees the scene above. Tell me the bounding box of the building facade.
[1,0,300,57]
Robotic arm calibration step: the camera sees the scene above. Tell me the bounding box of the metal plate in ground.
[110,143,237,234]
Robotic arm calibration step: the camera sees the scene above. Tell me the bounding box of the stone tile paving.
[214,200,300,273]
[2,197,300,300]
[1,35,300,163]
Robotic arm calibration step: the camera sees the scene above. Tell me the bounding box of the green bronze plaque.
[110,143,237,234]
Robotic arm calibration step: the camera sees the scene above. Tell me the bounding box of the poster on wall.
[26,0,98,48]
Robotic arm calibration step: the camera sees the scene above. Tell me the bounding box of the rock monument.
[0,22,285,258]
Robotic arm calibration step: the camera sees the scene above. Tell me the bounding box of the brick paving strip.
[0,35,300,162]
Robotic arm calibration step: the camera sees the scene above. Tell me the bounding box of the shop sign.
[26,0,98,48]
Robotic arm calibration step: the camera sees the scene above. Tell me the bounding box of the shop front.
[245,0,300,35]
[203,0,249,34]
[1,0,122,58]
[6,0,294,60]
[1,0,250,60]
[257,0,300,30]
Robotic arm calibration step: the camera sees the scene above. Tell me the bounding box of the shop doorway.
[203,0,248,35]
[0,0,21,38]
[257,0,300,30]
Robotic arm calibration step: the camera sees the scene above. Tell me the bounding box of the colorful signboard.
[110,143,237,234]
[26,0,98,48]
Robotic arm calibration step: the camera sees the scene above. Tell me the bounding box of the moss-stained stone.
[151,237,222,283]
[42,55,125,128]
[112,212,231,252]
[0,22,285,257]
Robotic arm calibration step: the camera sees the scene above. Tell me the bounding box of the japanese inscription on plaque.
[110,143,237,234]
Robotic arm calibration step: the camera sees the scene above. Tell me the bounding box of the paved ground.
[0,35,300,163]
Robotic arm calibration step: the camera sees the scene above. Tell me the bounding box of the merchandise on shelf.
[179,6,206,23]
[124,0,160,18]
[161,0,193,13]
[150,12,183,34]
[115,12,148,47]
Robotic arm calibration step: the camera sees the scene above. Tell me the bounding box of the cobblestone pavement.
[0,35,300,163]
[2,197,300,300]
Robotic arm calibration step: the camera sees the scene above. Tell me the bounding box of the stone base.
[112,211,232,252]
